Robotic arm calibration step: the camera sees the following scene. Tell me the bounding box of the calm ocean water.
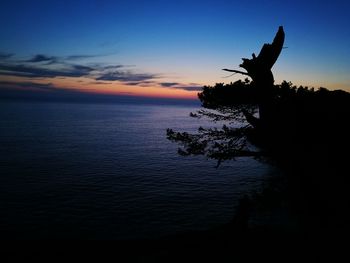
[0,100,275,239]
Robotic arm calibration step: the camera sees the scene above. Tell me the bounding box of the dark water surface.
[0,101,275,239]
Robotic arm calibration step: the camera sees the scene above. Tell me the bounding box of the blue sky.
[1,0,349,99]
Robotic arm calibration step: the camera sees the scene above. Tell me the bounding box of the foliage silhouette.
[166,27,350,247]
[167,26,350,167]
[154,26,350,261]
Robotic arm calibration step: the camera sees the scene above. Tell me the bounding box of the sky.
[0,0,349,100]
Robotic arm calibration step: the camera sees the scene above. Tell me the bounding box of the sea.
[0,99,276,239]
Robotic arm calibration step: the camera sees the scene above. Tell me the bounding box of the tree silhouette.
[167,26,350,167]
[166,26,350,250]
[167,26,285,166]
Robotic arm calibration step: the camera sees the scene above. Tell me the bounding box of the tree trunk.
[223,26,285,128]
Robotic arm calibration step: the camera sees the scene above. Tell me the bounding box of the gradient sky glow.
[1,0,349,100]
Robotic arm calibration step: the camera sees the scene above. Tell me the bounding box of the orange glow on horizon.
[5,74,347,100]
[2,76,200,100]
[54,77,200,99]
[80,84,199,100]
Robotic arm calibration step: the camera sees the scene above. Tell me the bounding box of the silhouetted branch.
[190,108,253,124]
[222,69,249,75]
[167,123,263,167]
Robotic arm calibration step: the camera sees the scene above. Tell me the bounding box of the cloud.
[0,52,157,84]
[26,53,107,63]
[26,54,57,63]
[172,85,203,91]
[0,52,97,78]
[0,52,200,93]
[0,52,13,59]
[0,80,98,101]
[160,82,203,91]
[71,64,94,73]
[0,63,94,78]
[66,54,102,60]
[89,81,112,85]
[101,65,125,70]
[160,82,180,87]
[96,71,158,82]
[0,80,55,91]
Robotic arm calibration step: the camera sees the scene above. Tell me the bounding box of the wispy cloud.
[89,81,112,85]
[96,71,159,82]
[66,54,102,60]
[160,82,202,91]
[0,80,55,91]
[0,52,13,60]
[0,52,202,94]
[0,53,157,83]
[0,80,103,101]
[0,63,94,78]
[25,54,58,63]
[101,65,125,70]
[173,85,203,91]
[25,53,106,63]
[160,82,180,87]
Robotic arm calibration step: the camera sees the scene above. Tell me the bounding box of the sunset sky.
[1,0,349,100]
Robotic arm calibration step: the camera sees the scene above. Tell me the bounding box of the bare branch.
[222,69,249,76]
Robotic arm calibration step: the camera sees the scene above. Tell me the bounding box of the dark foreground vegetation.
[163,80,350,261]
[166,26,350,260]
